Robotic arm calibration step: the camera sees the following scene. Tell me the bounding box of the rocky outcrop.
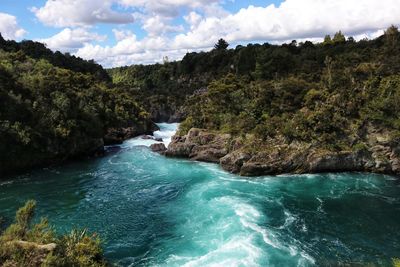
[166,127,400,177]
[103,121,159,145]
[165,128,231,162]
[220,151,251,173]
[150,143,167,153]
[7,241,57,252]
[307,151,367,173]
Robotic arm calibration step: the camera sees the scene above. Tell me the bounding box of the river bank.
[164,127,400,177]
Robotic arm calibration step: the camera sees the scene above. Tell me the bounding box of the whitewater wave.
[114,122,179,149]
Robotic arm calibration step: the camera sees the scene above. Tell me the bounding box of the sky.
[1,0,400,67]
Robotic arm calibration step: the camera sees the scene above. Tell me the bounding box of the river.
[1,123,399,266]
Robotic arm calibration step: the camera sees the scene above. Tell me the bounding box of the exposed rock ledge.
[103,121,159,145]
[165,128,400,176]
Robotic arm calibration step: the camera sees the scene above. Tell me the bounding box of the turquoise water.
[1,123,400,266]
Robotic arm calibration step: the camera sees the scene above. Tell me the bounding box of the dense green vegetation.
[0,34,153,176]
[2,26,400,174]
[107,39,237,121]
[109,27,400,149]
[0,36,109,82]
[171,27,400,152]
[0,200,106,267]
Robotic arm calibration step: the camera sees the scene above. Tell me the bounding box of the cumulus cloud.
[39,28,107,52]
[71,0,400,66]
[0,13,26,40]
[184,12,202,30]
[143,15,184,36]
[113,29,135,41]
[118,0,221,17]
[31,0,134,27]
[175,0,400,47]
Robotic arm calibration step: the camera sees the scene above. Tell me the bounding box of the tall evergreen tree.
[214,39,229,50]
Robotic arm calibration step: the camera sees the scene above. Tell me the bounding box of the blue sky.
[0,0,281,43]
[0,0,399,66]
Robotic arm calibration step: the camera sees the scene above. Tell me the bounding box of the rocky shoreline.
[163,128,400,177]
[104,121,159,145]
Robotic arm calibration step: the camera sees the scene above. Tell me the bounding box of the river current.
[1,123,400,266]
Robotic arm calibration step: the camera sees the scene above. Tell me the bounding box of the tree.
[323,35,333,45]
[333,31,346,43]
[214,38,229,50]
[384,25,399,49]
[0,33,5,46]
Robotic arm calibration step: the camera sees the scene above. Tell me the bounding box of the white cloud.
[113,29,135,41]
[143,15,184,36]
[31,0,222,29]
[39,28,107,52]
[118,0,221,17]
[0,13,26,40]
[69,0,400,67]
[175,0,400,47]
[352,29,386,41]
[184,12,202,30]
[32,0,134,27]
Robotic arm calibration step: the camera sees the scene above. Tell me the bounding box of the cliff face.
[165,127,400,176]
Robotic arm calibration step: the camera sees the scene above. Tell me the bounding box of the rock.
[240,162,279,176]
[165,128,230,162]
[104,121,159,146]
[190,146,228,163]
[150,143,167,153]
[391,158,400,172]
[7,241,57,252]
[165,142,194,157]
[238,143,310,176]
[140,135,163,142]
[220,151,251,173]
[307,151,365,173]
[164,127,400,177]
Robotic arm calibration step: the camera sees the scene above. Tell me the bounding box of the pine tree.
[214,38,229,50]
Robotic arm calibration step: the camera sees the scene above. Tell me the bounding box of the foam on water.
[116,122,179,149]
[154,123,179,146]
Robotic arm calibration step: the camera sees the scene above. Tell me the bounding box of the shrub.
[0,201,106,267]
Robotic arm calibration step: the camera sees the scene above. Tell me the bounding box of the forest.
[2,25,400,174]
[110,27,400,156]
[2,27,400,176]
[0,34,155,176]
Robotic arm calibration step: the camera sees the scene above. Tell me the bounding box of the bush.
[0,201,106,267]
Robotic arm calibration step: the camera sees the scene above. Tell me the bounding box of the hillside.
[2,26,400,177]
[117,28,400,176]
[0,34,156,176]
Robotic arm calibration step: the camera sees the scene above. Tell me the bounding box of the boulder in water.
[151,143,167,153]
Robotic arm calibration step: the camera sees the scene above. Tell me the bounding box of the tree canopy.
[214,38,229,50]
